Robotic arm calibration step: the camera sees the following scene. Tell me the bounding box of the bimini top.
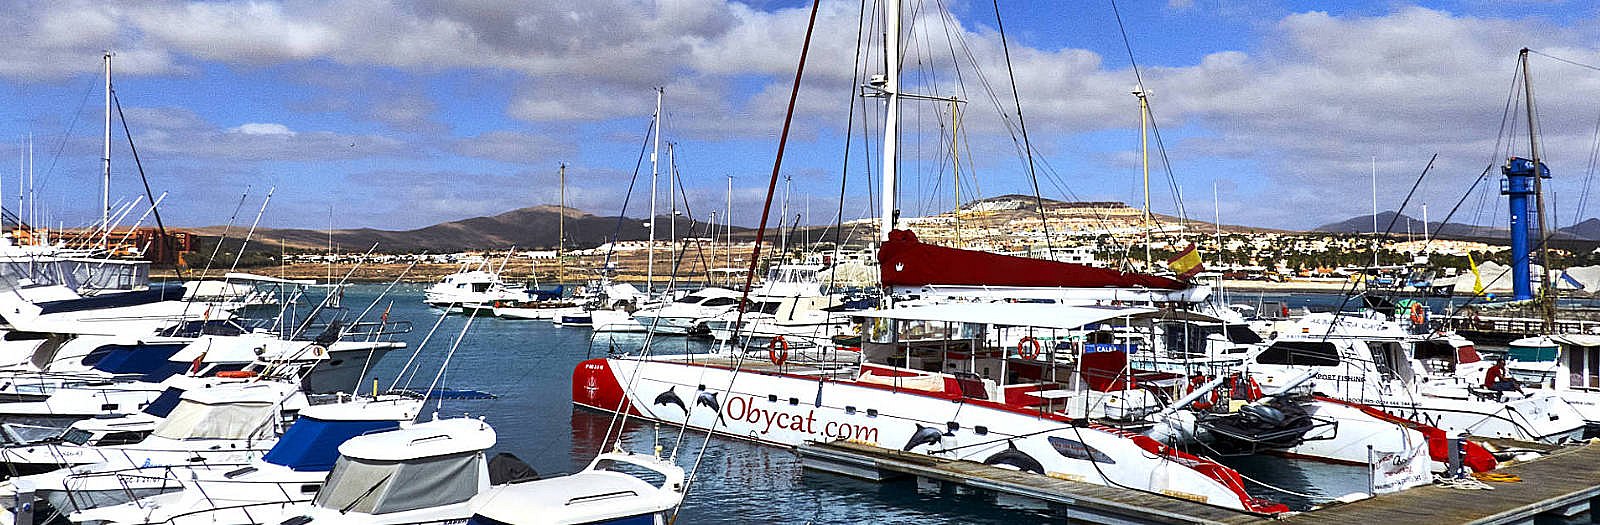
[853,303,1185,330]
[338,417,496,462]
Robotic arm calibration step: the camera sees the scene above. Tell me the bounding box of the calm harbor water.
[342,284,1374,522]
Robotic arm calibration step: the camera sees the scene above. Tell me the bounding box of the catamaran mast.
[878,0,901,242]
[102,52,112,249]
[1520,48,1555,327]
[649,87,662,289]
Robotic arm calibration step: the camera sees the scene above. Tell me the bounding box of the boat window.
[316,452,482,515]
[756,302,782,314]
[151,400,275,441]
[1255,341,1340,366]
[95,431,146,446]
[593,458,667,488]
[1508,344,1558,363]
[1574,347,1600,390]
[1225,325,1263,344]
[701,297,739,307]
[674,295,702,303]
[60,428,94,446]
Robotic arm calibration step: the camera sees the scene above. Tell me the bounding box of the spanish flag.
[1166,243,1204,279]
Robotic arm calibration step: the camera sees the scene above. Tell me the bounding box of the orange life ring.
[768,336,789,366]
[217,370,258,378]
[1017,337,1042,360]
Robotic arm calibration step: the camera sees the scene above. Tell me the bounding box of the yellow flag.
[1468,253,1484,296]
[1166,243,1204,279]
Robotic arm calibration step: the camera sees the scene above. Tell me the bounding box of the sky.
[2,0,1600,234]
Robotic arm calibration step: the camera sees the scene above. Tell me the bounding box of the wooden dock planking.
[800,439,1600,525]
[1278,444,1600,525]
[800,440,1267,524]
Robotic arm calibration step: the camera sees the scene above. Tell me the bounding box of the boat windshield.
[151,400,275,441]
[315,452,481,514]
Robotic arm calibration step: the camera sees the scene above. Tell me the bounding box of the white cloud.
[4,2,1600,228]
[229,122,295,135]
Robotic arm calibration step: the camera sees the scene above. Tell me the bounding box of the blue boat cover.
[395,388,499,400]
[263,417,401,471]
[143,387,186,417]
[34,284,187,315]
[89,344,190,382]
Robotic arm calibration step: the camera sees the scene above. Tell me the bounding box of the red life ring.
[1017,337,1042,360]
[768,336,789,366]
[217,370,258,378]
[1189,376,1215,410]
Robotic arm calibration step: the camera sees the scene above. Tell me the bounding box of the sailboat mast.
[669,142,677,253]
[558,162,565,261]
[878,0,901,241]
[649,87,662,289]
[1135,87,1150,269]
[102,52,112,249]
[1520,48,1555,326]
[725,174,732,282]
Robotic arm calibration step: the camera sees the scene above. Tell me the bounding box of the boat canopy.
[878,229,1188,290]
[315,451,482,515]
[151,399,275,441]
[150,385,283,441]
[316,418,494,515]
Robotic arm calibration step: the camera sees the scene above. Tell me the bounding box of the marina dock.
[797,439,1600,524]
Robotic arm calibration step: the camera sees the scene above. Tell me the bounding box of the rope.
[673,2,822,520]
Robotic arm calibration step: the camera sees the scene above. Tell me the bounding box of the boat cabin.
[1503,335,1600,392]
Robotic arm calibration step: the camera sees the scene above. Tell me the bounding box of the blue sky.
[2,0,1600,233]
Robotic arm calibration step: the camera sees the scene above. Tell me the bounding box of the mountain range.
[188,201,1600,254]
[1314,211,1600,241]
[193,205,750,253]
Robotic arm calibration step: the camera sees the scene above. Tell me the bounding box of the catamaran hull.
[573,357,1284,513]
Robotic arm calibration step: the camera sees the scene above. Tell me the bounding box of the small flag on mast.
[1468,253,1484,296]
[1166,243,1205,279]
